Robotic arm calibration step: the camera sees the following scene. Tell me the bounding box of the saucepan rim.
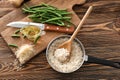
[46,35,86,73]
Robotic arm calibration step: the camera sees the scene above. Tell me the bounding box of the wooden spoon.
[59,6,93,53]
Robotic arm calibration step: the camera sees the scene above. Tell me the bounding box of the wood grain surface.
[0,0,120,80]
[1,0,85,65]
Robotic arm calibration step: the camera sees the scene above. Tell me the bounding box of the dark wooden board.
[0,0,120,80]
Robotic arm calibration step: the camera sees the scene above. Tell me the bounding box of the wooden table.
[0,0,120,79]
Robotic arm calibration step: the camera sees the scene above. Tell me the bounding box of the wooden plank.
[0,9,26,33]
[0,0,120,80]
[0,8,15,18]
[0,0,14,8]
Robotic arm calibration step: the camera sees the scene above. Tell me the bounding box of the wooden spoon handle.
[70,6,93,41]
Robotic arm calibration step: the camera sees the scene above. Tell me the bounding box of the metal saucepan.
[46,35,120,73]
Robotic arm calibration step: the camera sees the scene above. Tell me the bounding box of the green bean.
[34,35,40,44]
[23,4,30,10]
[8,44,18,48]
[14,29,20,34]
[22,3,74,27]
[11,34,20,38]
[65,20,76,27]
[42,17,71,23]
[47,21,64,26]
[47,10,62,17]
[22,8,35,13]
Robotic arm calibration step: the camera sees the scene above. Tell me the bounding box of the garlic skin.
[15,44,34,65]
[8,0,24,7]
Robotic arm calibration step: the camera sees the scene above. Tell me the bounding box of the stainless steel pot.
[46,35,120,73]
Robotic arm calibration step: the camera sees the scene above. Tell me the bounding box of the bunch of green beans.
[22,3,74,27]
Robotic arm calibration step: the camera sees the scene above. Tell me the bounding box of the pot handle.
[85,55,120,69]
